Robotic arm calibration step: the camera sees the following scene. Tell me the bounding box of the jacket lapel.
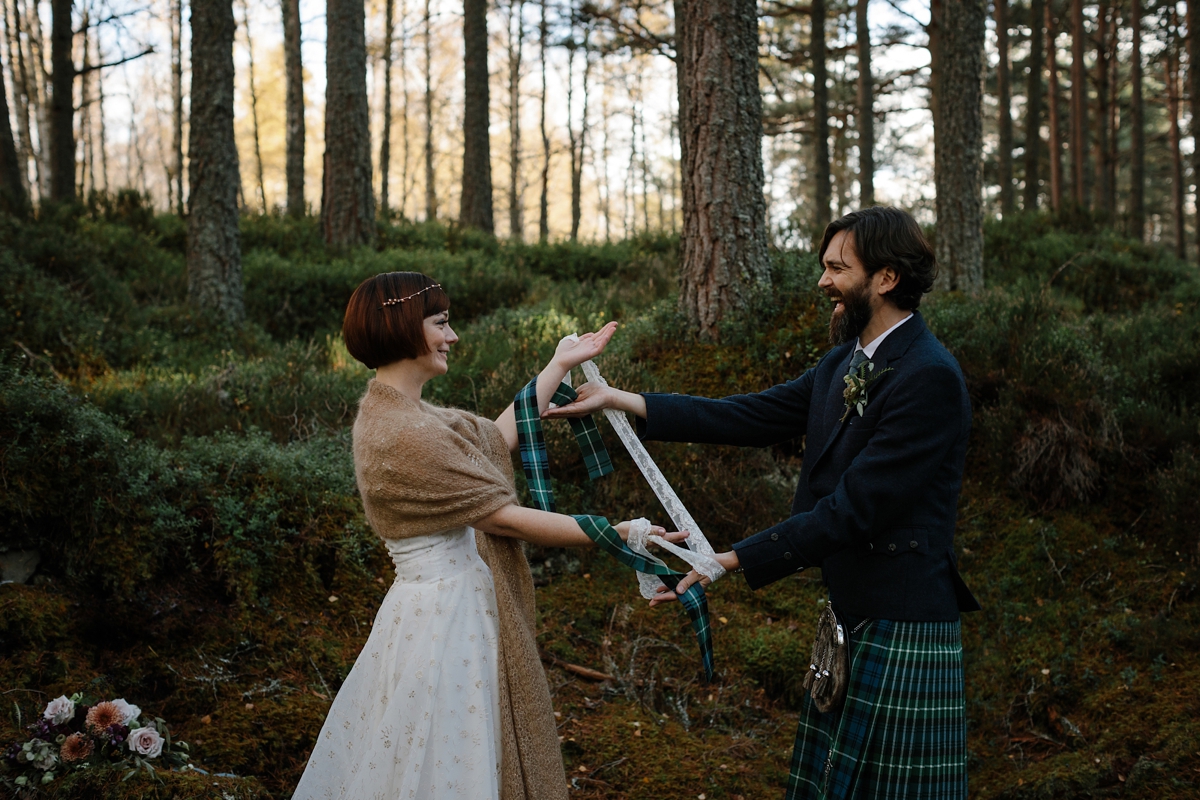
[810,313,926,470]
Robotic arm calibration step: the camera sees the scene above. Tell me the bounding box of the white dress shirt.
[856,313,913,359]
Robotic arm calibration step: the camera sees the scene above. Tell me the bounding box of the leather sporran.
[801,603,849,713]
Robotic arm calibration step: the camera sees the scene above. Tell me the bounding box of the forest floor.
[1,200,1198,799]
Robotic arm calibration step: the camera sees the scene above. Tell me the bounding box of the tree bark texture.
[380,0,395,216]
[812,0,831,231]
[460,0,494,232]
[172,0,185,214]
[857,0,874,206]
[3,0,34,200]
[1093,1,1110,218]
[1166,24,1185,260]
[240,0,266,212]
[0,44,28,214]
[322,0,375,246]
[506,0,524,240]
[1047,3,1062,212]
[1069,0,1087,208]
[537,0,548,241]
[23,0,51,201]
[187,0,243,325]
[996,0,1013,215]
[932,0,985,294]
[1023,0,1044,210]
[1128,0,1147,241]
[48,0,72,202]
[282,0,304,216]
[423,0,436,220]
[673,0,771,338]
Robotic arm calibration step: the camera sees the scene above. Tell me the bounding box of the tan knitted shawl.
[352,379,567,800]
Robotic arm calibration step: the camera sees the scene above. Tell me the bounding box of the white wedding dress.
[292,527,503,800]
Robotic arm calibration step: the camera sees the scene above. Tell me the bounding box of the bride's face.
[416,311,458,376]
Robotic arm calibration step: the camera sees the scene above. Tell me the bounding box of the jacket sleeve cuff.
[732,523,811,590]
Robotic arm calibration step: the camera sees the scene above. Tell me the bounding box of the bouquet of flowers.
[2,692,190,795]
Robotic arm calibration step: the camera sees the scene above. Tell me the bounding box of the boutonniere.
[841,360,893,422]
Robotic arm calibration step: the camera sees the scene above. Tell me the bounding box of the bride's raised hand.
[550,321,618,372]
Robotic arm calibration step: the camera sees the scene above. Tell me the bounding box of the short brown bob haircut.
[343,272,450,369]
[817,206,938,310]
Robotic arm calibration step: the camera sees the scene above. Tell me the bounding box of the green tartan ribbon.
[513,377,715,681]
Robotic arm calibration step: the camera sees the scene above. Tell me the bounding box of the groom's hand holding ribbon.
[649,549,741,607]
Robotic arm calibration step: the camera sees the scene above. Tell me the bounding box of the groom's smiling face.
[819,231,876,346]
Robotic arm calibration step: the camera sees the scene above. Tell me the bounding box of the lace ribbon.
[574,356,727,590]
[513,375,715,681]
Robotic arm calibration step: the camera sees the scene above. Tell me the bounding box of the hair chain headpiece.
[380,283,442,309]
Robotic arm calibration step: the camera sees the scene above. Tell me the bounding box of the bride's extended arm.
[493,321,619,451]
[474,504,688,549]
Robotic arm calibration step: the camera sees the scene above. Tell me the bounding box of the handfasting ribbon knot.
[513,377,715,681]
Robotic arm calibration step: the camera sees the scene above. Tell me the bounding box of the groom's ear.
[874,266,900,296]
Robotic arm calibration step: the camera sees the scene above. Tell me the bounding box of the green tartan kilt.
[786,618,967,800]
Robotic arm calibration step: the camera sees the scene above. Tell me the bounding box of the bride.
[293,272,680,800]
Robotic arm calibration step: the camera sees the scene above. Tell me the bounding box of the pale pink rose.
[110,699,142,726]
[126,726,164,758]
[42,696,74,725]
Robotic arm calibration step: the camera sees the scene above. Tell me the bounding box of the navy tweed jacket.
[639,312,980,621]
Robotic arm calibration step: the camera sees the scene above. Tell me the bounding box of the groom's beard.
[828,282,874,346]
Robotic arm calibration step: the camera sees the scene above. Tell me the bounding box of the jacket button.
[910,540,919,549]
[770,532,779,541]
[784,552,793,560]
[887,543,896,552]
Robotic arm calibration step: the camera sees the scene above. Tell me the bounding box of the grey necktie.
[846,348,869,378]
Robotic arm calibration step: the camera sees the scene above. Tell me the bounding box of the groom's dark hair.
[818,207,938,310]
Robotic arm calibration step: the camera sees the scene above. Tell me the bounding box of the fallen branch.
[539,650,615,682]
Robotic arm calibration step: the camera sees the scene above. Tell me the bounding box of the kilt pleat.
[785,619,967,800]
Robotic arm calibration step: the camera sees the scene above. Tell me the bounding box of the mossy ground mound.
[1,202,1197,798]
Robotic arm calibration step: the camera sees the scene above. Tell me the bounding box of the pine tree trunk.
[48,0,73,202]
[1047,3,1063,213]
[380,0,395,217]
[3,0,34,200]
[1093,0,1110,218]
[1166,22,1185,259]
[322,0,376,246]
[1023,0,1044,210]
[172,0,184,213]
[282,0,304,216]
[537,0,548,241]
[400,0,411,217]
[0,44,28,214]
[567,29,591,242]
[1069,0,1087,208]
[96,37,107,191]
[1189,0,1200,258]
[996,0,1013,215]
[857,0,874,206]
[506,0,524,240]
[423,0,436,220]
[240,0,266,212]
[673,0,771,338]
[932,0,985,293]
[1128,0,1137,239]
[187,0,243,325]
[460,0,494,231]
[24,0,51,201]
[812,0,831,231]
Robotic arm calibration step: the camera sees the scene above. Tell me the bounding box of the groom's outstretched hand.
[648,550,741,607]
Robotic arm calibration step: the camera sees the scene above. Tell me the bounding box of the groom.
[547,206,981,799]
